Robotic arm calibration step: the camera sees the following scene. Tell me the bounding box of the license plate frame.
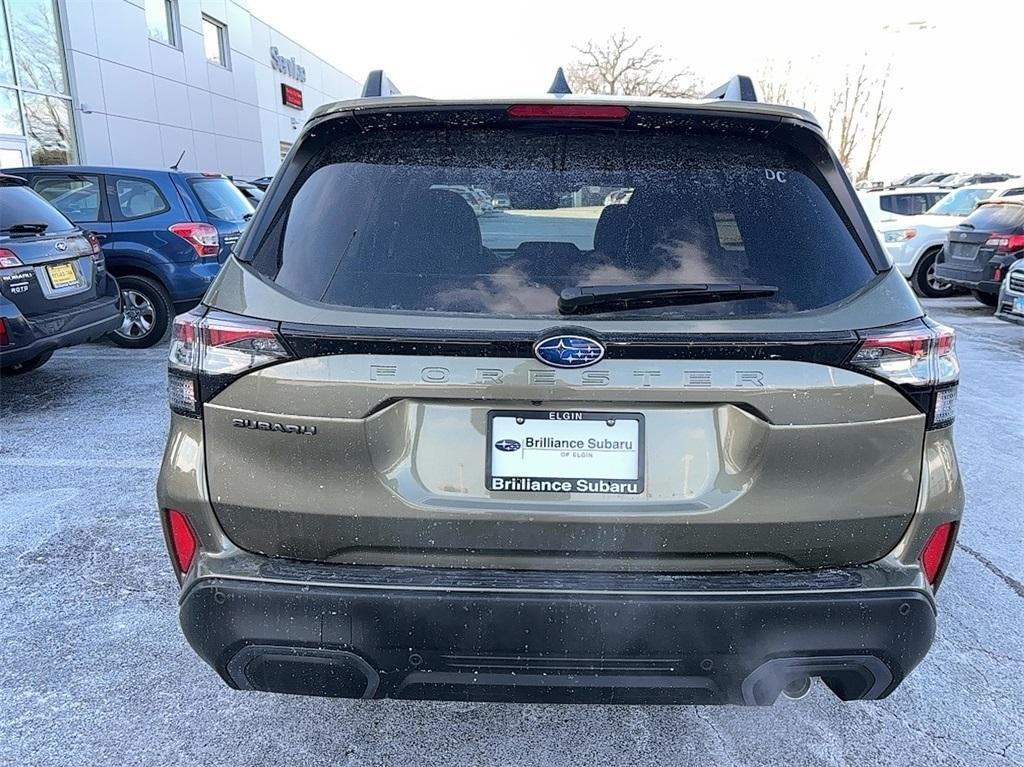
[486,410,645,495]
[45,261,80,289]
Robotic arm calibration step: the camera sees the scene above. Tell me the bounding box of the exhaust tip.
[781,676,813,700]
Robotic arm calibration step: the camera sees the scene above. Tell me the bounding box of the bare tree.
[759,59,895,181]
[566,31,701,98]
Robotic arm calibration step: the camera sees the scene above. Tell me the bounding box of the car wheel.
[109,275,172,348]
[911,250,956,298]
[971,289,998,308]
[1,350,53,375]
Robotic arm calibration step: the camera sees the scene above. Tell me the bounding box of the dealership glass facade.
[0,0,77,165]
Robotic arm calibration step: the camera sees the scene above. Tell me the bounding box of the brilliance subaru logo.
[533,334,605,368]
[494,439,521,452]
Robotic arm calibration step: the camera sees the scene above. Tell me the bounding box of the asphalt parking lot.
[1,297,1021,767]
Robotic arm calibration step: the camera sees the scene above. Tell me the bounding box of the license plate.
[487,411,644,494]
[1014,297,1024,315]
[46,261,79,288]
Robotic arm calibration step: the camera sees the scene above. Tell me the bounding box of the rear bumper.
[935,255,1016,293]
[0,281,121,366]
[180,563,936,705]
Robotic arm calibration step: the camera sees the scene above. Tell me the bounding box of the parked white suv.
[878,178,1024,297]
[859,186,949,223]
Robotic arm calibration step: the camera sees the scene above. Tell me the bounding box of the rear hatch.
[186,102,948,572]
[0,183,101,316]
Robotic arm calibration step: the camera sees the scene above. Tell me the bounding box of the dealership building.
[0,0,361,177]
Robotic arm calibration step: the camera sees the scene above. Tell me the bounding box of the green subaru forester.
[157,75,963,705]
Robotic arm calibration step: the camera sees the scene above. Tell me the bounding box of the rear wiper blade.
[0,222,49,234]
[558,283,779,315]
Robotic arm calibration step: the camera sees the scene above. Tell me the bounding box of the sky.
[247,0,1023,181]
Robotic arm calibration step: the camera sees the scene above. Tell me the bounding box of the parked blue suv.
[5,166,254,347]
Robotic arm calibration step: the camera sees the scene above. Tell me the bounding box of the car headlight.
[884,229,918,243]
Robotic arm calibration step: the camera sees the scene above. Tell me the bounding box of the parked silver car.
[996,259,1024,325]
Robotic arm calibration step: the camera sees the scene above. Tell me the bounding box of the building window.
[0,7,14,86]
[0,87,22,135]
[202,14,229,68]
[0,0,76,164]
[7,0,68,94]
[22,92,76,164]
[144,0,178,48]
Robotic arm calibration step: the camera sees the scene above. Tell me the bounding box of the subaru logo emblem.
[533,334,605,368]
[54,240,67,251]
[959,233,967,240]
[494,439,521,452]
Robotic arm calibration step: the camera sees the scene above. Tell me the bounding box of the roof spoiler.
[703,75,758,102]
[361,70,401,98]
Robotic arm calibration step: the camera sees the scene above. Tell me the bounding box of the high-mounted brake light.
[921,522,956,587]
[167,309,291,417]
[169,222,219,259]
[506,104,630,121]
[850,322,959,428]
[985,233,1024,253]
[0,248,24,268]
[165,509,198,573]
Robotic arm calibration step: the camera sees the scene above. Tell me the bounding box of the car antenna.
[548,67,572,95]
[170,149,186,171]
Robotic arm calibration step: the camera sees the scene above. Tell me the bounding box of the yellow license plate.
[46,262,79,288]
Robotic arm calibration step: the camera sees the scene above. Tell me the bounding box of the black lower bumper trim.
[180,575,936,705]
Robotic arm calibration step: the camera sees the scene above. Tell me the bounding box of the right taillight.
[921,521,957,587]
[165,509,199,574]
[849,321,959,429]
[169,222,219,258]
[167,308,291,417]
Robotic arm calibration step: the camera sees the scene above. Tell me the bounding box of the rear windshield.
[189,178,254,223]
[249,128,876,319]
[0,184,76,233]
[963,203,1024,231]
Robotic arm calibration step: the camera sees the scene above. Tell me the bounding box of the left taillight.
[985,233,1024,254]
[169,222,219,259]
[848,320,959,428]
[165,509,198,574]
[167,308,291,417]
[0,318,9,347]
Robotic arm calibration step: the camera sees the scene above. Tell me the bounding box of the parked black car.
[935,199,1024,307]
[233,179,265,207]
[247,176,273,190]
[0,173,121,374]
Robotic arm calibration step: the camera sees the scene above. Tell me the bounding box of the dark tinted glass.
[0,184,75,232]
[253,129,875,319]
[962,204,1024,231]
[190,178,253,222]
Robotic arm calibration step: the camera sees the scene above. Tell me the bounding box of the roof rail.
[361,70,401,98]
[548,67,572,95]
[703,75,758,102]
